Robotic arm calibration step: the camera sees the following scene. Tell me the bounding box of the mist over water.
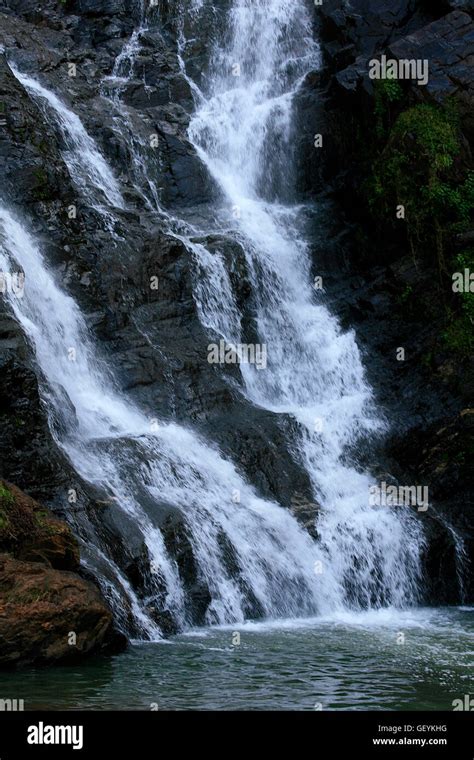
[0,0,429,638]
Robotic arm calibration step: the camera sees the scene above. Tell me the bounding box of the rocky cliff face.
[0,0,472,663]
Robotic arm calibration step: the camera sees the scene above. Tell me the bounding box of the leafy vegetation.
[374,78,403,138]
[369,102,471,258]
[366,94,474,355]
[444,248,474,356]
[0,482,14,526]
[0,483,35,546]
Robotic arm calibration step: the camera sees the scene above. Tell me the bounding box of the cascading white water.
[99,0,165,213]
[0,204,342,630]
[1,0,427,636]
[11,66,124,222]
[180,0,425,608]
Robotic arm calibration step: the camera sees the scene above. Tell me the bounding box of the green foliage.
[6,588,51,605]
[35,509,59,535]
[443,313,474,356]
[454,248,474,320]
[0,483,14,505]
[400,284,413,303]
[369,103,473,259]
[443,248,474,355]
[0,484,14,532]
[374,78,404,138]
[366,98,474,357]
[391,102,459,169]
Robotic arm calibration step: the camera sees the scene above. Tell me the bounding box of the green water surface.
[1,607,473,711]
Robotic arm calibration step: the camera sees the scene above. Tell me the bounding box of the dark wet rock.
[317,0,474,106]
[318,0,437,74]
[387,410,474,602]
[168,0,233,88]
[289,493,320,540]
[388,11,474,137]
[72,0,130,15]
[153,114,217,207]
[0,53,75,217]
[203,403,315,507]
[326,8,474,116]
[323,248,472,429]
[161,513,212,626]
[0,319,77,503]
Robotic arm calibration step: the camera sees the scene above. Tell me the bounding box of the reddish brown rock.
[0,481,121,667]
[0,554,113,666]
[0,480,80,570]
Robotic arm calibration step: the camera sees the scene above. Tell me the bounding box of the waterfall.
[99,0,164,213]
[1,0,427,636]
[11,66,124,223]
[0,204,338,629]
[180,0,425,609]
